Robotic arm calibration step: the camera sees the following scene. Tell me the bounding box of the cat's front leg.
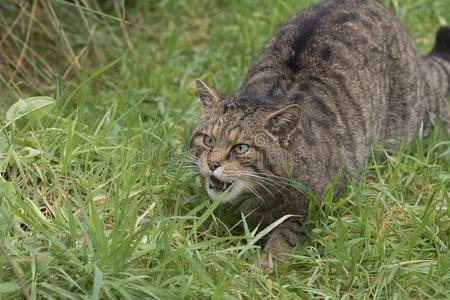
[260,218,304,269]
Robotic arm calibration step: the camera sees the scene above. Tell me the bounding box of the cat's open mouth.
[206,175,245,202]
[208,176,232,192]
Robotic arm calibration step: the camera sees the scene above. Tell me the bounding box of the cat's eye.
[233,144,249,154]
[203,135,214,147]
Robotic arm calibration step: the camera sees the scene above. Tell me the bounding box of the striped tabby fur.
[189,0,450,268]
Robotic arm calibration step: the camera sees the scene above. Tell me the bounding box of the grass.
[0,0,449,299]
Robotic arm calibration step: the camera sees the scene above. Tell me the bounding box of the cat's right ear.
[265,104,301,138]
[196,79,222,109]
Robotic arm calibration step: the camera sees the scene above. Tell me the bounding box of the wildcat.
[189,0,450,268]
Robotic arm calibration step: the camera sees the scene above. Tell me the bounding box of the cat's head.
[189,79,300,203]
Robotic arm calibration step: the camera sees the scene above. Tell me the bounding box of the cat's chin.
[206,177,244,203]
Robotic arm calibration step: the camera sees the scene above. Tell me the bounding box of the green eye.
[233,144,249,154]
[203,135,214,147]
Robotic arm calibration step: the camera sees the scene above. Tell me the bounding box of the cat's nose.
[208,161,221,171]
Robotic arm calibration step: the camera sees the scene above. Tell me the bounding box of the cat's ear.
[196,79,223,109]
[265,104,301,137]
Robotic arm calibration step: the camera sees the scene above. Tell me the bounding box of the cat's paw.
[260,253,272,271]
[260,252,283,271]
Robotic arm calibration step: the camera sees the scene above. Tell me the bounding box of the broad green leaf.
[91,266,103,300]
[18,147,42,159]
[0,178,16,197]
[0,282,20,294]
[5,96,56,125]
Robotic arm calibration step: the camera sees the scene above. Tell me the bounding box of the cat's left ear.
[265,104,301,137]
[196,79,223,109]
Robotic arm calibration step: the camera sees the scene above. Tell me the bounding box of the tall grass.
[0,0,449,299]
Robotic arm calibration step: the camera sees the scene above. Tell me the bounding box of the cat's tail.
[430,26,450,62]
[423,26,450,128]
[428,26,450,96]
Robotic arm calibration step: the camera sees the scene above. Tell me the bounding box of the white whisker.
[238,171,291,194]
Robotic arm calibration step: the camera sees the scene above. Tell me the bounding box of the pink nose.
[208,161,221,171]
